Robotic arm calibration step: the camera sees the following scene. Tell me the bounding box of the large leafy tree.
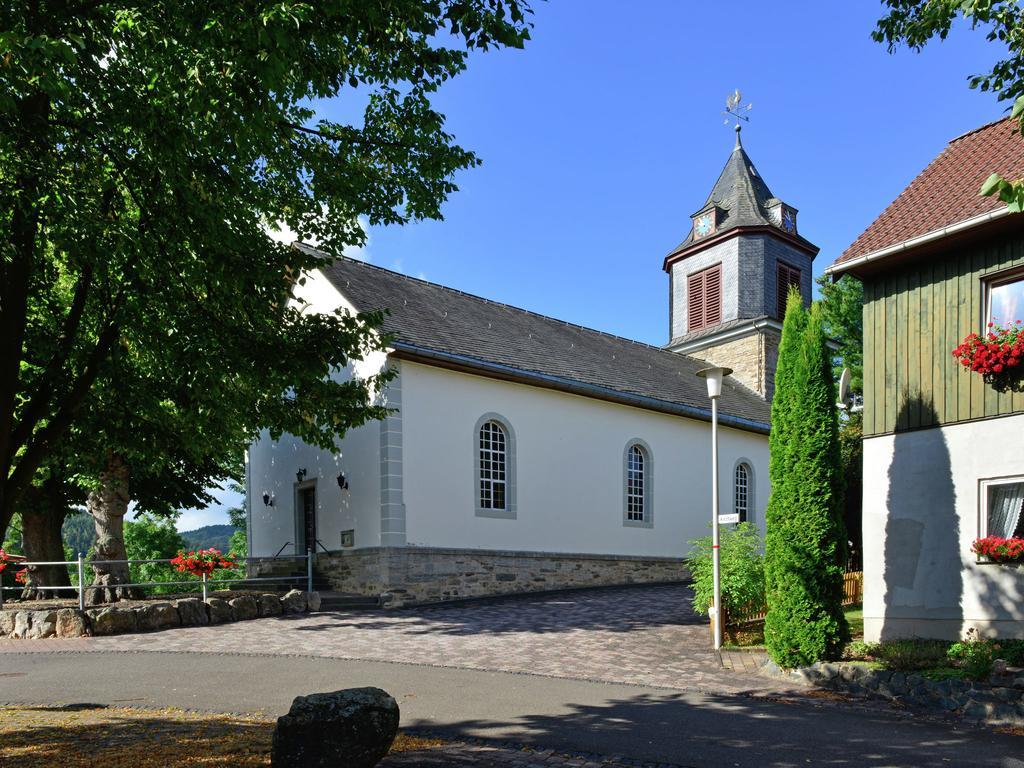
[764,291,849,668]
[875,0,1024,207]
[1,2,533,556]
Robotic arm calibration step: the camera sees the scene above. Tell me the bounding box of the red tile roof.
[833,117,1024,268]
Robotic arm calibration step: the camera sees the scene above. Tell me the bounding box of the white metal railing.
[0,550,316,611]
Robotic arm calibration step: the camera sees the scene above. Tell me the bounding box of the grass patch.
[0,705,445,767]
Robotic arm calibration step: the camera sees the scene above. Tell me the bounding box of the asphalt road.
[1,651,1021,767]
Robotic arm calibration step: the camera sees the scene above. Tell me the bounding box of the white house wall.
[862,413,1024,642]
[399,360,768,558]
[247,268,390,557]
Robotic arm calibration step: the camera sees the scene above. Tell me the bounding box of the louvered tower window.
[776,262,802,319]
[687,264,722,332]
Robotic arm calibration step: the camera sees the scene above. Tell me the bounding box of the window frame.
[473,413,517,519]
[687,263,723,333]
[978,474,1024,539]
[623,439,654,529]
[983,267,1024,328]
[732,459,755,526]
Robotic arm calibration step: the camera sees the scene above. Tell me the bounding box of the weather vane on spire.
[722,89,752,128]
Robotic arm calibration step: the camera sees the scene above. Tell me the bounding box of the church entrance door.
[295,483,316,555]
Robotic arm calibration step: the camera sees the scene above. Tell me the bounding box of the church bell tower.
[664,124,818,401]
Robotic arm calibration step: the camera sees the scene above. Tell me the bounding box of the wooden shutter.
[688,272,705,332]
[705,265,722,327]
[777,262,801,319]
[687,264,722,332]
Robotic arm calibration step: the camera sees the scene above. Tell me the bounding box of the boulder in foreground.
[271,687,399,767]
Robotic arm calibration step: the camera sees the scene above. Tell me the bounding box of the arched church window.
[735,462,751,523]
[623,439,653,528]
[479,420,508,511]
[626,445,646,521]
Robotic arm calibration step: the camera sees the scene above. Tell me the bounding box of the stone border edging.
[776,661,1024,727]
[0,590,321,639]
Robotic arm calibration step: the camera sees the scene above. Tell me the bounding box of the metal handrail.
[273,541,293,558]
[314,538,331,556]
[1,551,316,609]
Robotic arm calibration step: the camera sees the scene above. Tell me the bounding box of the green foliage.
[874,1,1024,209]
[686,522,765,619]
[0,0,534,542]
[815,274,863,395]
[764,291,849,668]
[846,638,951,671]
[947,628,1002,679]
[124,513,186,594]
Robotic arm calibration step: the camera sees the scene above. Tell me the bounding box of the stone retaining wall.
[316,546,689,607]
[0,590,319,639]
[792,661,1024,727]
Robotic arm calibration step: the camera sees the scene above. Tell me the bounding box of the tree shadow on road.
[289,583,708,636]
[406,690,1019,768]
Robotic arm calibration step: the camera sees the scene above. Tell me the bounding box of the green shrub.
[997,638,1024,666]
[948,629,999,679]
[687,522,764,619]
[764,293,849,668]
[844,638,951,670]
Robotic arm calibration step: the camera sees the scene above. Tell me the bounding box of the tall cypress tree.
[764,290,849,667]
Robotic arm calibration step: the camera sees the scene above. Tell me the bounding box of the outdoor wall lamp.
[336,473,349,491]
[262,491,275,507]
[296,468,307,483]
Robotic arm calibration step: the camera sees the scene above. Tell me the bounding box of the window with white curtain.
[981,478,1024,538]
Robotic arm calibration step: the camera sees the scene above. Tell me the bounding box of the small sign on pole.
[718,513,740,525]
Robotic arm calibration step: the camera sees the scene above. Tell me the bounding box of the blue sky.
[182,0,1000,531]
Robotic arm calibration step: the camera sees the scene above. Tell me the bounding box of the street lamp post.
[696,365,732,651]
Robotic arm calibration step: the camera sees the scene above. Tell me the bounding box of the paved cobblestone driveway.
[1,584,777,694]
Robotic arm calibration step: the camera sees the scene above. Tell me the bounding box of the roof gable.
[833,117,1024,270]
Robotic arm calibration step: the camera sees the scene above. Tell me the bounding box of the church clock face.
[694,213,714,238]
[782,208,797,234]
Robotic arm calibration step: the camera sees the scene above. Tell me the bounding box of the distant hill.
[181,524,236,552]
[62,512,95,556]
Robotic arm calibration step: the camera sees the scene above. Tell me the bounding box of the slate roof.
[833,117,1024,269]
[667,315,775,349]
[666,131,815,260]
[304,246,771,431]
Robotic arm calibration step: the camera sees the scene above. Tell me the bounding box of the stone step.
[316,592,381,611]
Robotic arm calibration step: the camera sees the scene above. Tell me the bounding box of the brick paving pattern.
[0,585,785,694]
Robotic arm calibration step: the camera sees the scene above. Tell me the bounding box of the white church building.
[246,130,817,605]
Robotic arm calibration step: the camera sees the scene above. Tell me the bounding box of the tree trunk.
[87,452,142,605]
[19,476,72,600]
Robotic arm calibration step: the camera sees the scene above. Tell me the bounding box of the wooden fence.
[719,571,863,630]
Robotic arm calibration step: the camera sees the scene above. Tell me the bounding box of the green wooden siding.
[862,234,1024,437]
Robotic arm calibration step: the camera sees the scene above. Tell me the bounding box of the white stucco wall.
[247,268,390,557]
[399,361,769,558]
[863,413,1024,642]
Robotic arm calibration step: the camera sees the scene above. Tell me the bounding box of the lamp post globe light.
[695,366,732,651]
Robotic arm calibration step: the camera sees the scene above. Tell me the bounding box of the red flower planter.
[170,548,238,578]
[972,535,1024,565]
[952,322,1024,392]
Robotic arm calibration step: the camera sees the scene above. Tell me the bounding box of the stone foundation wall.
[316,547,689,607]
[0,590,319,639]
[786,661,1024,728]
